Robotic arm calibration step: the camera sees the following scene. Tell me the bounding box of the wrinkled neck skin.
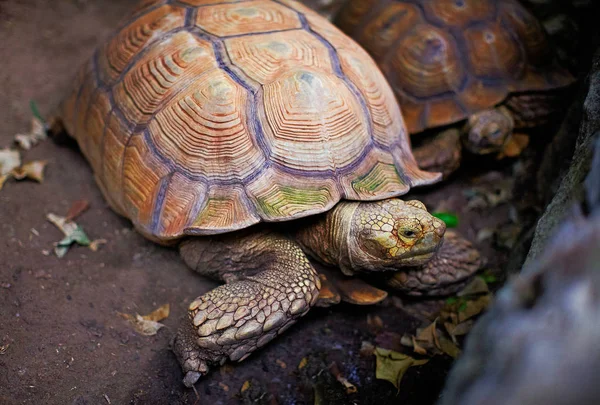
[291,202,366,276]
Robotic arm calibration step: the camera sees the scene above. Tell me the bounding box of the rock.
[438,44,600,405]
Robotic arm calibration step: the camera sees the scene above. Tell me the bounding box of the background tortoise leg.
[412,128,462,179]
[173,231,321,387]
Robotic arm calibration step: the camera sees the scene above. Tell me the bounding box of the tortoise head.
[463,107,515,155]
[341,199,446,273]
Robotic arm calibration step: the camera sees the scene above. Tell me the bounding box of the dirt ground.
[0,1,518,404]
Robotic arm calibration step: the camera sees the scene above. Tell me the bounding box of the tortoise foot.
[386,231,483,297]
[413,128,462,179]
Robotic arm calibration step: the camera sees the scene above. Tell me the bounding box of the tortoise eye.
[401,229,416,238]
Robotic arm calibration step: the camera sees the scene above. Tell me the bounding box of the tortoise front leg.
[173,231,321,387]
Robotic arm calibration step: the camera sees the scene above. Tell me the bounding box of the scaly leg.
[173,231,321,387]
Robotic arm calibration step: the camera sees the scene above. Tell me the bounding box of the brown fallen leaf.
[240,380,251,393]
[436,334,461,359]
[14,117,47,150]
[11,160,48,182]
[329,362,357,394]
[359,341,375,357]
[445,320,474,338]
[457,295,492,324]
[89,239,107,252]
[0,148,20,175]
[276,359,287,369]
[0,343,9,355]
[141,303,170,322]
[219,382,230,392]
[298,357,308,369]
[367,314,384,333]
[118,303,170,336]
[457,277,490,297]
[411,336,428,355]
[374,347,429,390]
[498,133,529,159]
[65,199,90,222]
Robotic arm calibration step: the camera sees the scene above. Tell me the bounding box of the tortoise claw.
[183,371,202,388]
[315,274,342,307]
[317,267,388,305]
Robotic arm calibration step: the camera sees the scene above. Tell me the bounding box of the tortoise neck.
[292,202,359,275]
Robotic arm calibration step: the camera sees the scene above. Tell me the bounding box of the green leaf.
[432,212,458,228]
[374,348,429,390]
[445,297,458,305]
[29,100,45,125]
[479,270,498,284]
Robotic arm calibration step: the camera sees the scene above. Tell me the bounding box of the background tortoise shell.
[59,0,439,243]
[335,0,575,134]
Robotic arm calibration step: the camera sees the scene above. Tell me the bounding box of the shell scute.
[99,5,186,86]
[114,31,218,125]
[353,3,420,63]
[225,30,332,84]
[422,0,495,28]
[147,68,266,181]
[195,0,302,37]
[262,68,370,172]
[391,24,465,100]
[464,23,524,82]
[122,133,172,233]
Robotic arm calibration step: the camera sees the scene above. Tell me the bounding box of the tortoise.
[54,0,482,386]
[334,0,576,177]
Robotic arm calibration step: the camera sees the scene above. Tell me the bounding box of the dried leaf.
[367,314,384,332]
[498,133,529,159]
[457,277,490,297]
[436,334,461,359]
[445,320,474,338]
[14,118,47,150]
[329,362,357,394]
[0,148,20,176]
[219,382,230,392]
[0,343,9,355]
[119,304,170,336]
[374,347,429,390]
[11,160,48,182]
[457,295,492,323]
[47,213,92,257]
[298,357,308,369]
[411,336,428,355]
[415,319,440,350]
[476,227,495,242]
[0,175,10,190]
[240,380,251,393]
[359,341,375,357]
[140,303,170,322]
[276,359,287,369]
[65,199,90,221]
[89,239,107,252]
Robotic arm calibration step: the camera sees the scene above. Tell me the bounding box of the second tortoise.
[335,0,576,177]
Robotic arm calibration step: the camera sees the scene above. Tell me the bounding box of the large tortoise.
[335,0,576,177]
[55,0,481,386]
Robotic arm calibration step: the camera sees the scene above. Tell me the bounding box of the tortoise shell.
[60,0,439,243]
[335,0,575,134]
